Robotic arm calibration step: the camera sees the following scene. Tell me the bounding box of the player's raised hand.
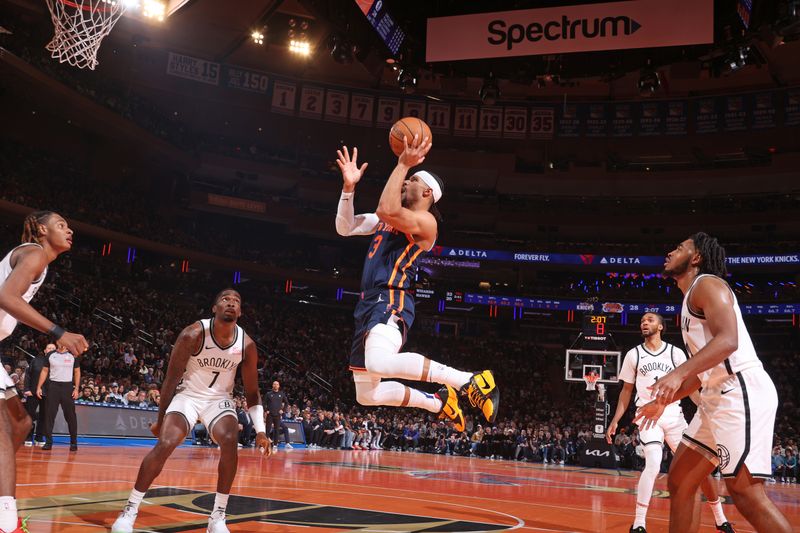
[398,134,431,168]
[256,433,272,457]
[633,400,665,431]
[336,146,368,191]
[605,419,618,444]
[58,331,89,355]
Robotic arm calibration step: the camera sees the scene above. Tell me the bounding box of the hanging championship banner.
[271,81,297,115]
[349,93,375,125]
[324,90,349,123]
[426,0,713,62]
[695,97,721,134]
[376,98,401,127]
[503,107,528,139]
[638,101,664,136]
[665,100,688,135]
[586,103,609,137]
[557,104,582,137]
[427,103,452,133]
[299,85,324,119]
[529,108,555,139]
[453,106,478,137]
[403,99,427,121]
[479,107,503,137]
[751,92,777,129]
[611,103,634,136]
[723,95,748,131]
[783,89,800,126]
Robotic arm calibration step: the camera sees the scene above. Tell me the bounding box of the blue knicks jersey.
[360,221,425,315]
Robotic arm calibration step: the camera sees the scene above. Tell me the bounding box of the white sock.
[125,489,145,513]
[426,360,474,390]
[633,502,648,529]
[0,497,17,532]
[355,379,442,413]
[634,444,663,528]
[707,499,727,525]
[213,492,229,516]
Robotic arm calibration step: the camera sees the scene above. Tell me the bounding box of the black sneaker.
[629,527,647,533]
[716,522,735,532]
[69,443,78,452]
[41,443,52,451]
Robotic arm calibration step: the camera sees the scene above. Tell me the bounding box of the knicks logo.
[717,444,731,471]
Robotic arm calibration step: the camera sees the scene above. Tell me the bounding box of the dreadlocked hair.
[689,232,728,277]
[21,211,55,244]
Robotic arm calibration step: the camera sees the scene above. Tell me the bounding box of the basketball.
[389,117,432,156]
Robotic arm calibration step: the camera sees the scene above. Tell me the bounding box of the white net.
[45,0,128,70]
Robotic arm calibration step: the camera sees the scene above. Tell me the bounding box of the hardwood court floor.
[15,445,800,532]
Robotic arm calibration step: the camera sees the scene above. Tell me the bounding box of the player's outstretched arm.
[335,145,380,236]
[606,380,634,444]
[151,322,201,436]
[241,335,271,456]
[0,246,88,354]
[376,134,435,239]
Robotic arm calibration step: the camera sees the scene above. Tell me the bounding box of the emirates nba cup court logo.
[426,0,713,62]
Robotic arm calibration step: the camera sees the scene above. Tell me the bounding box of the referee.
[37,346,80,451]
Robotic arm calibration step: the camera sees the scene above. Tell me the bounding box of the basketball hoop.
[584,372,600,391]
[45,0,129,70]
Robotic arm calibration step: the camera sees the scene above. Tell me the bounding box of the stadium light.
[251,30,264,45]
[142,0,165,22]
[289,39,311,56]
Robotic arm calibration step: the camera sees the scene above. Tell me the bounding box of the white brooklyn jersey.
[619,341,687,407]
[177,318,244,399]
[681,274,762,387]
[0,243,47,342]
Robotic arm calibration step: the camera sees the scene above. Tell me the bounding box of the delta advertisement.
[429,246,800,270]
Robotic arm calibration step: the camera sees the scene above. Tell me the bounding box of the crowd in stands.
[1,227,798,478]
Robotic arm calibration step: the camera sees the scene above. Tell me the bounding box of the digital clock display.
[583,314,608,337]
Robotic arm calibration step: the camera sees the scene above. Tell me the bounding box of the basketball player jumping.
[335,136,499,431]
[0,211,89,533]
[635,233,791,533]
[607,312,733,533]
[112,289,270,533]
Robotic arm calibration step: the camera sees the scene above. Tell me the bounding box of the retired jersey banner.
[425,0,713,62]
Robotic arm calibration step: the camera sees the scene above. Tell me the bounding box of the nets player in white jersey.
[636,233,791,533]
[112,289,270,533]
[0,211,89,533]
[607,312,732,533]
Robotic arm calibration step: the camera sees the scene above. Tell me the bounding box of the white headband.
[413,170,442,203]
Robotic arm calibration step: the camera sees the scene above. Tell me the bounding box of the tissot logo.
[488,15,641,50]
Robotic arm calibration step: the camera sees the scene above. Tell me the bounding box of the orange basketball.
[389,117,432,156]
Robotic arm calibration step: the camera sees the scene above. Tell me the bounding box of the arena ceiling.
[4,0,800,99]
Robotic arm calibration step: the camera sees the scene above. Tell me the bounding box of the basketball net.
[45,0,128,70]
[584,372,600,391]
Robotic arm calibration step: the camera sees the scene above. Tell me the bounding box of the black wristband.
[49,324,66,340]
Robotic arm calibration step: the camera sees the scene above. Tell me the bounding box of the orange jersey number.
[368,235,383,259]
